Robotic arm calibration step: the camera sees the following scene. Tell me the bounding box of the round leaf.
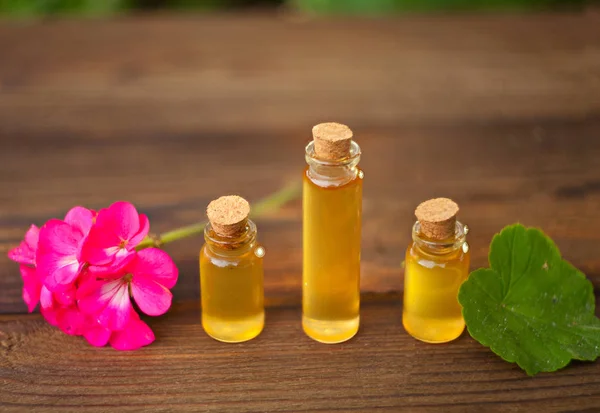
[458,224,600,376]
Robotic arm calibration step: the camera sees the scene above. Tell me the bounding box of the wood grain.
[2,302,600,413]
[1,13,600,412]
[0,13,599,136]
[2,119,600,313]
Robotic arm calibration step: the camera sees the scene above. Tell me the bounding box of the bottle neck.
[204,220,257,256]
[305,140,361,187]
[412,220,468,256]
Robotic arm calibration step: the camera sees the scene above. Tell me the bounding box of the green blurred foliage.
[166,0,245,9]
[0,0,131,16]
[0,0,586,16]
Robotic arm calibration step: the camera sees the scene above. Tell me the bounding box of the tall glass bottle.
[402,198,470,343]
[302,122,363,344]
[200,195,265,343]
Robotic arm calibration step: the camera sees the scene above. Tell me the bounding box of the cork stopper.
[415,198,459,240]
[312,122,353,161]
[206,195,250,238]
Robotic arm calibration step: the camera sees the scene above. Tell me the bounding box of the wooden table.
[1,12,600,412]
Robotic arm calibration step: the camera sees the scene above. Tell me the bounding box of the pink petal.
[54,285,76,307]
[97,201,141,243]
[36,220,84,289]
[87,253,135,280]
[39,286,82,333]
[129,213,150,246]
[24,224,40,250]
[109,314,155,351]
[78,278,132,331]
[40,287,57,326]
[64,206,94,237]
[80,230,122,266]
[131,275,173,316]
[130,248,178,290]
[8,244,35,266]
[86,253,134,278]
[76,276,102,301]
[41,305,58,326]
[56,306,85,336]
[41,255,82,291]
[76,268,94,285]
[8,225,40,266]
[20,265,41,313]
[83,318,112,347]
[37,220,80,256]
[40,286,53,309]
[111,247,136,268]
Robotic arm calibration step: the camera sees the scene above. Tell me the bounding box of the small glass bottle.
[402,198,470,343]
[199,195,265,343]
[303,122,363,344]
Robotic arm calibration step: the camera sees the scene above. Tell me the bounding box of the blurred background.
[0,0,598,315]
[0,0,592,17]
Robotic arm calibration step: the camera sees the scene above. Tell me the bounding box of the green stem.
[136,181,301,250]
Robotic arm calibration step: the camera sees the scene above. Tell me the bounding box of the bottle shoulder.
[303,166,363,190]
[406,241,470,266]
[200,242,264,268]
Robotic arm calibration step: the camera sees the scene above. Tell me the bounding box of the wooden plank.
[0,14,599,137]
[2,119,600,313]
[1,302,600,412]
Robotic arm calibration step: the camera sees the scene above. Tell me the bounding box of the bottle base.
[202,312,264,343]
[402,313,465,344]
[302,315,359,344]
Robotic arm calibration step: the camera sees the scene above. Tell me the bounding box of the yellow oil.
[402,241,470,343]
[200,243,264,343]
[302,166,363,343]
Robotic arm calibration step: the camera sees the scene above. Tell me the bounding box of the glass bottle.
[402,198,470,343]
[303,122,363,344]
[199,196,265,343]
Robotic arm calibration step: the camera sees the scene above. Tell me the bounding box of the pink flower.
[82,202,149,275]
[8,201,179,351]
[36,207,95,292]
[78,248,177,335]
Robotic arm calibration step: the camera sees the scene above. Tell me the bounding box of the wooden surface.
[1,12,600,412]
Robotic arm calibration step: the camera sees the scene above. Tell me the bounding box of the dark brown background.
[1,12,600,412]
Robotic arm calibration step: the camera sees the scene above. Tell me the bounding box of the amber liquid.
[302,167,363,343]
[402,241,470,343]
[200,244,264,343]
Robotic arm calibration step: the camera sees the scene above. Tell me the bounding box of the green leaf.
[0,0,129,17]
[458,224,600,376]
